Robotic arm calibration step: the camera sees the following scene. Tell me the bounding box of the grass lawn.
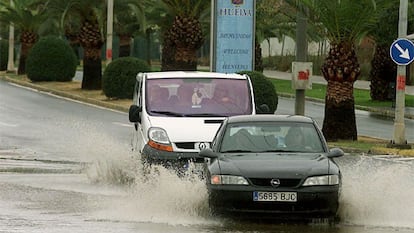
[268,79,414,108]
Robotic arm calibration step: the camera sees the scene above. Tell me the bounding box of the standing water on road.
[3,124,414,232]
[85,133,414,231]
[338,155,414,229]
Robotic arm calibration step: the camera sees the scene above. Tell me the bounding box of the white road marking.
[0,121,18,127]
[112,122,132,127]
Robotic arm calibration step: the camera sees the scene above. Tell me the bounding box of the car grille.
[249,178,301,188]
[175,142,195,149]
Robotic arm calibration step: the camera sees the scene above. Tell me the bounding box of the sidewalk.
[263,70,414,119]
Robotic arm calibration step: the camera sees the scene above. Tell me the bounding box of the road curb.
[277,92,414,120]
[0,76,129,113]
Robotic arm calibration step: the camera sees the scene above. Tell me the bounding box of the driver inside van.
[148,85,169,109]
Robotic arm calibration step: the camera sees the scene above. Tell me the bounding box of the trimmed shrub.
[237,70,278,113]
[26,36,77,82]
[0,40,8,71]
[102,57,151,99]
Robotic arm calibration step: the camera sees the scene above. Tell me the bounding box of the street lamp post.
[7,0,15,73]
[106,0,114,65]
[294,10,308,116]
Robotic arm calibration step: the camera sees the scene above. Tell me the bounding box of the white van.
[129,71,261,170]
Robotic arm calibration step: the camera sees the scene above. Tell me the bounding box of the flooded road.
[1,80,414,232]
[1,146,414,233]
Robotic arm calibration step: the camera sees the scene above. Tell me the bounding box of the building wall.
[260,36,329,57]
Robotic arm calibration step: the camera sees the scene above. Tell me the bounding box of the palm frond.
[290,0,391,44]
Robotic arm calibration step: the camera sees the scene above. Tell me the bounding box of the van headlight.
[148,127,169,144]
[302,175,339,186]
[147,127,173,152]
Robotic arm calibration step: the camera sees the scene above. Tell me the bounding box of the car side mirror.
[199,148,218,158]
[129,105,142,123]
[327,148,344,158]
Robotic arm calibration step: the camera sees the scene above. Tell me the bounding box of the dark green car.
[199,114,344,222]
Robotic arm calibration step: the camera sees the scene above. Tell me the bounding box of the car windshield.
[220,122,325,153]
[145,78,252,116]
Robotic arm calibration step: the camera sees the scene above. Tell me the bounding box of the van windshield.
[146,78,253,117]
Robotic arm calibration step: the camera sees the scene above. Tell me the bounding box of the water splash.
[338,155,414,229]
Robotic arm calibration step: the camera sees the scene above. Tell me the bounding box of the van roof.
[141,71,248,80]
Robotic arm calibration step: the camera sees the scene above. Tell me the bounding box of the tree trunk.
[18,42,31,75]
[81,47,102,90]
[145,30,152,66]
[119,35,131,57]
[18,30,37,75]
[255,38,263,72]
[321,41,360,141]
[369,45,396,100]
[161,36,176,71]
[174,46,197,71]
[322,81,357,141]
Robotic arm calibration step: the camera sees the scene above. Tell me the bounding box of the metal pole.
[106,0,114,65]
[294,9,307,115]
[7,0,15,73]
[392,0,408,146]
[210,0,215,72]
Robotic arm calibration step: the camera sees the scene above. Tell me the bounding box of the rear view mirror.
[199,148,218,158]
[129,105,142,123]
[327,148,344,158]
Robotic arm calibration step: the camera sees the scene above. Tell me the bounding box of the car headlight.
[147,127,173,152]
[210,175,249,185]
[302,175,339,186]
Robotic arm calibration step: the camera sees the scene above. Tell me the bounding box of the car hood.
[217,153,332,178]
[148,117,224,142]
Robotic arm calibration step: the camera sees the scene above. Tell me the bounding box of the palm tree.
[113,0,145,57]
[369,1,414,101]
[47,0,106,90]
[294,0,391,141]
[0,0,48,75]
[157,0,210,71]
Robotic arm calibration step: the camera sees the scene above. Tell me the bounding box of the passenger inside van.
[169,84,194,107]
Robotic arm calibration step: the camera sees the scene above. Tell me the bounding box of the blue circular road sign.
[390,38,414,65]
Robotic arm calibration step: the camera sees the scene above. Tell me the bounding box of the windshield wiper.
[221,150,253,153]
[259,149,290,153]
[184,113,227,117]
[150,110,184,117]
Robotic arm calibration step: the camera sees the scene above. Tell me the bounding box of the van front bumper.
[141,144,205,170]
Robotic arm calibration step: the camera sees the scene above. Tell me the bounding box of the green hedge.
[238,70,278,113]
[102,57,151,99]
[26,36,77,82]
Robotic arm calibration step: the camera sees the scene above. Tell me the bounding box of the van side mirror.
[129,105,142,123]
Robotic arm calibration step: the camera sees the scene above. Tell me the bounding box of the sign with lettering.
[211,0,255,73]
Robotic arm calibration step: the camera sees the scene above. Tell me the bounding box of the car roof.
[226,114,316,124]
[141,71,248,80]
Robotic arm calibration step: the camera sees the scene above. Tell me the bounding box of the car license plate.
[253,191,297,202]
